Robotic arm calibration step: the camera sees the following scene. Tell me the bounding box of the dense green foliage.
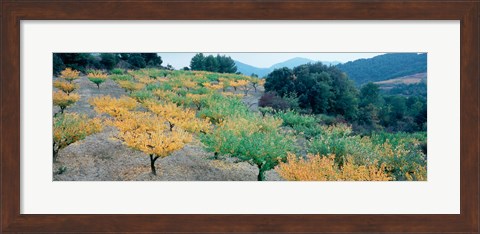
[53,54,66,75]
[336,53,427,85]
[264,63,358,120]
[384,82,427,97]
[190,53,237,73]
[99,53,118,70]
[263,63,427,133]
[274,110,322,139]
[55,53,97,73]
[53,53,163,74]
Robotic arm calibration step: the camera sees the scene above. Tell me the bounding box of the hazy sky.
[157,53,385,69]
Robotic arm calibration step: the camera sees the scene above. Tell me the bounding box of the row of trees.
[53,66,427,181]
[190,53,237,73]
[53,53,163,75]
[263,63,427,133]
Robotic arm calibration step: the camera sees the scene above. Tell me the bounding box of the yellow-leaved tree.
[233,79,250,96]
[249,77,265,92]
[60,68,80,83]
[186,93,208,110]
[53,80,78,94]
[89,95,138,117]
[181,80,197,91]
[109,111,192,175]
[143,100,211,133]
[53,90,80,114]
[87,70,108,89]
[229,79,245,92]
[53,113,102,161]
[218,78,230,92]
[202,82,223,91]
[53,67,81,115]
[117,80,145,93]
[276,153,391,181]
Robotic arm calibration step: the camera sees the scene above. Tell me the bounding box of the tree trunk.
[150,154,160,175]
[257,164,266,181]
[53,149,59,162]
[97,83,100,89]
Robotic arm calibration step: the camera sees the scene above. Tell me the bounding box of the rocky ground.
[53,76,283,181]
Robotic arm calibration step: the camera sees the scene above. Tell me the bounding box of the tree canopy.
[190,53,237,73]
[265,63,358,120]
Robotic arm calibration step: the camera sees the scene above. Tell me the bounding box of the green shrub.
[307,124,427,180]
[131,90,153,103]
[275,110,321,138]
[146,82,172,91]
[85,68,96,75]
[110,74,133,81]
[317,114,338,125]
[275,110,317,128]
[111,68,124,75]
[198,94,250,123]
[206,73,220,81]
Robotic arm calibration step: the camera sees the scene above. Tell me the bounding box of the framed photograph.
[1,1,478,233]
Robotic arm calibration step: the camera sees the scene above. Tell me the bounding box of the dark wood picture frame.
[1,1,479,233]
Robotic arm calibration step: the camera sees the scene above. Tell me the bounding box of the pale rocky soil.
[53,76,283,181]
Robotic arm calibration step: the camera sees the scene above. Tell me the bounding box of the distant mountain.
[235,57,340,77]
[270,57,315,70]
[336,53,427,86]
[234,60,271,77]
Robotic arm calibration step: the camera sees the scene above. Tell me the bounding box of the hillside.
[374,72,427,90]
[52,64,427,182]
[336,53,427,85]
[269,57,316,70]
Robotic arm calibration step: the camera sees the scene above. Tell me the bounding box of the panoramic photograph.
[52,52,427,181]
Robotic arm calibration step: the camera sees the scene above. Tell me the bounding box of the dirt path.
[53,77,283,181]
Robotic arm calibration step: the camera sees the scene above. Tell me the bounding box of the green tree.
[128,54,146,69]
[358,83,382,129]
[53,54,66,75]
[141,53,162,67]
[56,53,95,73]
[100,53,118,70]
[330,71,359,120]
[360,83,381,107]
[264,67,296,97]
[201,115,295,181]
[204,55,218,72]
[190,53,206,71]
[216,54,237,73]
[388,96,407,120]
